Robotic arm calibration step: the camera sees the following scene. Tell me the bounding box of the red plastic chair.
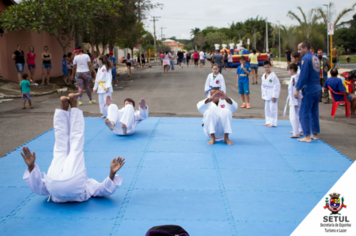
[328,86,350,118]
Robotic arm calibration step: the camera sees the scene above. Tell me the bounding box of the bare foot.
[267,125,274,127]
[311,134,318,140]
[60,96,70,110]
[298,136,312,143]
[224,137,234,145]
[291,135,300,138]
[290,131,293,134]
[100,115,105,118]
[68,93,80,108]
[299,132,304,136]
[263,124,268,126]
[105,118,115,131]
[121,123,127,134]
[104,95,113,107]
[207,134,215,145]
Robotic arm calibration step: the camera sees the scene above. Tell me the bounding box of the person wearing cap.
[317,49,330,103]
[72,46,97,105]
[109,52,118,86]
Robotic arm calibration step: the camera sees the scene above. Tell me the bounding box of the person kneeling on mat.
[104,97,149,135]
[197,87,237,145]
[21,93,125,203]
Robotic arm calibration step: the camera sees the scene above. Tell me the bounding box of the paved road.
[1,63,355,161]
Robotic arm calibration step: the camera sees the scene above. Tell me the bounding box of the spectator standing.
[199,50,205,69]
[249,49,260,84]
[26,46,37,85]
[141,52,146,68]
[168,51,176,72]
[67,52,74,78]
[317,49,330,103]
[183,52,187,64]
[193,51,199,67]
[223,50,228,70]
[109,51,118,87]
[126,53,132,77]
[285,48,292,68]
[92,52,99,73]
[20,73,33,109]
[332,46,338,69]
[12,44,25,84]
[186,53,191,67]
[177,50,184,68]
[72,46,97,105]
[160,51,164,67]
[227,51,233,70]
[212,50,224,73]
[41,46,52,85]
[163,51,170,73]
[210,51,215,68]
[269,52,274,65]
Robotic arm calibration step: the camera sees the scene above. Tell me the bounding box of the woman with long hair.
[26,46,37,85]
[93,55,114,118]
[291,52,301,74]
[41,46,52,85]
[223,50,228,70]
[126,53,132,77]
[249,49,260,84]
[12,44,25,84]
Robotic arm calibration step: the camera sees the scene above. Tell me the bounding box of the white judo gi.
[93,65,113,117]
[284,74,303,135]
[204,73,226,97]
[23,108,122,203]
[106,104,149,135]
[197,98,237,141]
[261,72,281,126]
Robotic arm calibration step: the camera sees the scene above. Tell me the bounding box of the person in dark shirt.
[177,51,184,68]
[12,44,25,84]
[324,68,356,117]
[285,48,292,69]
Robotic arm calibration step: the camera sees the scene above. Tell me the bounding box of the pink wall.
[0,27,74,83]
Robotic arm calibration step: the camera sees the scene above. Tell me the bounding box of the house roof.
[3,0,17,6]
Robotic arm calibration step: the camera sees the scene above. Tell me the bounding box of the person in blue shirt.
[324,68,356,117]
[294,41,322,143]
[236,56,251,108]
[109,52,118,86]
[62,55,69,85]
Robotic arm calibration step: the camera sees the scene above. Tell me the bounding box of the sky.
[143,0,355,40]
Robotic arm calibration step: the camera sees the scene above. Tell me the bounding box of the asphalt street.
[1,62,355,161]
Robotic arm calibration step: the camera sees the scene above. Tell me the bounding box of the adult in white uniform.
[93,55,113,118]
[105,98,148,135]
[284,63,303,137]
[21,94,125,203]
[261,60,281,127]
[204,64,226,97]
[197,88,237,145]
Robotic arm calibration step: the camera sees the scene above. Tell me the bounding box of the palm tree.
[316,2,356,29]
[190,27,201,38]
[287,7,321,41]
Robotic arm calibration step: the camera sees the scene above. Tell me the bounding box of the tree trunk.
[95,44,101,55]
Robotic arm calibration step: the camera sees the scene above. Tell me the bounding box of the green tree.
[287,7,321,41]
[194,33,205,50]
[0,0,120,54]
[316,2,356,29]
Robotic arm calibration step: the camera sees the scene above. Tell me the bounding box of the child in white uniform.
[261,60,281,127]
[197,87,237,145]
[93,55,113,118]
[284,63,303,137]
[204,63,226,97]
[21,94,125,203]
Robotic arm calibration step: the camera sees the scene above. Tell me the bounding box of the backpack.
[145,225,189,236]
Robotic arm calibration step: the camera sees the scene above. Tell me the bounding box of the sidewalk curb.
[0,90,58,99]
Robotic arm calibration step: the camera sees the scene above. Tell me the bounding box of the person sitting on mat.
[197,87,237,145]
[21,93,125,203]
[324,68,356,117]
[104,97,149,135]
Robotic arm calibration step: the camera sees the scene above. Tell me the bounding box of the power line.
[159,16,239,22]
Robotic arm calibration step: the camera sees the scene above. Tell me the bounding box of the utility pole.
[266,18,269,53]
[277,21,280,63]
[160,27,166,41]
[150,16,160,50]
[323,4,329,56]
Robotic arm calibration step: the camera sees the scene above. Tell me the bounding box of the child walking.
[261,60,281,127]
[204,63,226,97]
[236,56,251,108]
[20,73,33,109]
[62,55,69,85]
[284,63,303,138]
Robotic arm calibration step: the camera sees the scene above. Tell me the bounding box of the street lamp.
[323,4,329,56]
[277,21,280,63]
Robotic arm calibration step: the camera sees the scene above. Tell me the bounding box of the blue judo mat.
[0,117,353,236]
